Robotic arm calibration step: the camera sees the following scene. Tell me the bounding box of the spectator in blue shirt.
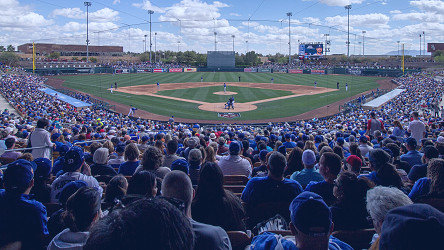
[118,143,140,176]
[283,134,296,149]
[409,158,444,201]
[305,152,342,206]
[408,145,439,183]
[0,160,49,249]
[359,149,404,189]
[242,151,303,207]
[400,137,423,168]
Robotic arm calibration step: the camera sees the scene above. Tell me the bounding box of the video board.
[298,43,323,58]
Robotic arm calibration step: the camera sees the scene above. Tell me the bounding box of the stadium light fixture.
[423,31,425,56]
[286,12,292,64]
[362,31,366,56]
[214,32,217,51]
[148,10,154,62]
[324,34,329,56]
[345,5,352,57]
[84,2,91,63]
[397,41,400,57]
[419,34,422,56]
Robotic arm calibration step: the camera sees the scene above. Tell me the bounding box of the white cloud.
[390,10,401,14]
[229,13,241,17]
[51,8,119,23]
[325,13,390,29]
[410,0,444,13]
[0,0,52,30]
[303,0,364,7]
[133,0,165,13]
[113,0,120,4]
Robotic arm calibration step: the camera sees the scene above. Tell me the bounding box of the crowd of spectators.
[1,66,444,249]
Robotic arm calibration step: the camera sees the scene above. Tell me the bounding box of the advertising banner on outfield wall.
[184,68,197,72]
[115,69,130,74]
[273,69,287,73]
[136,69,151,73]
[244,68,257,72]
[153,68,167,72]
[311,70,325,74]
[288,69,303,74]
[169,68,183,73]
[258,69,272,73]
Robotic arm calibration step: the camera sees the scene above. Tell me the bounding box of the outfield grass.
[57,72,382,121]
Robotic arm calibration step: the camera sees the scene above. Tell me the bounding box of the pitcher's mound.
[198,103,257,112]
[213,91,237,95]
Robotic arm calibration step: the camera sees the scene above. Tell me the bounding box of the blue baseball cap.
[171,159,190,174]
[34,158,52,179]
[290,192,332,236]
[4,161,34,193]
[58,180,88,205]
[51,133,61,141]
[259,150,268,161]
[63,146,85,172]
[116,143,126,153]
[8,159,37,172]
[141,136,149,142]
[229,140,241,154]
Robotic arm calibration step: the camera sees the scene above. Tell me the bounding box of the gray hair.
[188,148,202,163]
[366,186,412,223]
[93,148,109,165]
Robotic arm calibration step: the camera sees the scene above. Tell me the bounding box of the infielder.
[157,82,160,89]
[110,84,113,93]
[345,83,348,92]
[314,81,317,88]
[224,83,227,92]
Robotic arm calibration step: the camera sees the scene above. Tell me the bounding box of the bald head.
[162,170,193,214]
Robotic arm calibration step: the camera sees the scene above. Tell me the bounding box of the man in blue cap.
[283,134,296,149]
[0,160,49,249]
[50,146,102,203]
[218,140,252,177]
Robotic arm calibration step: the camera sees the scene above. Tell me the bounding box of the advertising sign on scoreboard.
[168,68,183,73]
[299,43,324,58]
[288,69,303,74]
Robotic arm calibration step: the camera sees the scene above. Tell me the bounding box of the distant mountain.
[385,50,431,56]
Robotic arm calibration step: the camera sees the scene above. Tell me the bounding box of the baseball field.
[54,72,385,122]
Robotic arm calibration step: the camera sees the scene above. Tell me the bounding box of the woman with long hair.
[191,162,246,231]
[362,148,404,189]
[330,172,374,230]
[392,120,405,142]
[409,158,444,201]
[284,147,303,176]
[48,187,101,249]
[205,145,218,163]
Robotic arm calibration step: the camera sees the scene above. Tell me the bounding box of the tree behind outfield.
[0,52,20,66]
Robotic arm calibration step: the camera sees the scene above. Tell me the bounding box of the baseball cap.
[209,133,216,139]
[188,149,202,163]
[171,159,190,174]
[380,204,444,250]
[58,180,88,205]
[188,137,198,147]
[141,136,149,142]
[290,192,332,236]
[302,149,316,166]
[284,134,291,139]
[336,137,345,144]
[259,150,268,161]
[302,134,309,141]
[278,145,287,156]
[437,136,444,144]
[51,133,61,141]
[405,137,417,148]
[63,146,85,172]
[359,136,368,143]
[58,145,70,155]
[34,158,52,179]
[116,143,126,153]
[8,159,37,172]
[229,140,241,154]
[346,155,362,169]
[3,160,34,193]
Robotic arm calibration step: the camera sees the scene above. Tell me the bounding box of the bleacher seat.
[224,175,249,185]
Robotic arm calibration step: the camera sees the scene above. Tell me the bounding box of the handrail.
[0,145,53,170]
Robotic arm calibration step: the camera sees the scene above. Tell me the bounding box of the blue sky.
[1,0,443,55]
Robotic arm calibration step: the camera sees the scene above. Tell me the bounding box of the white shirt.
[408,119,426,143]
[218,154,252,177]
[30,128,54,159]
[50,172,103,203]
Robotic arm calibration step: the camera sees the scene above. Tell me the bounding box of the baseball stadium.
[1,0,444,249]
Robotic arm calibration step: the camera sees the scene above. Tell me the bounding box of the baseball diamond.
[53,72,385,123]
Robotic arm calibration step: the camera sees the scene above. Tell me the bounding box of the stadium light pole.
[397,41,400,57]
[423,31,425,55]
[345,5,351,57]
[154,32,157,63]
[144,35,147,53]
[287,12,292,64]
[232,35,235,52]
[362,31,366,56]
[214,32,217,51]
[246,40,248,54]
[84,2,91,63]
[148,10,154,62]
[419,34,422,56]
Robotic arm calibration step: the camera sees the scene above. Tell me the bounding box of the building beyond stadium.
[17,43,123,57]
